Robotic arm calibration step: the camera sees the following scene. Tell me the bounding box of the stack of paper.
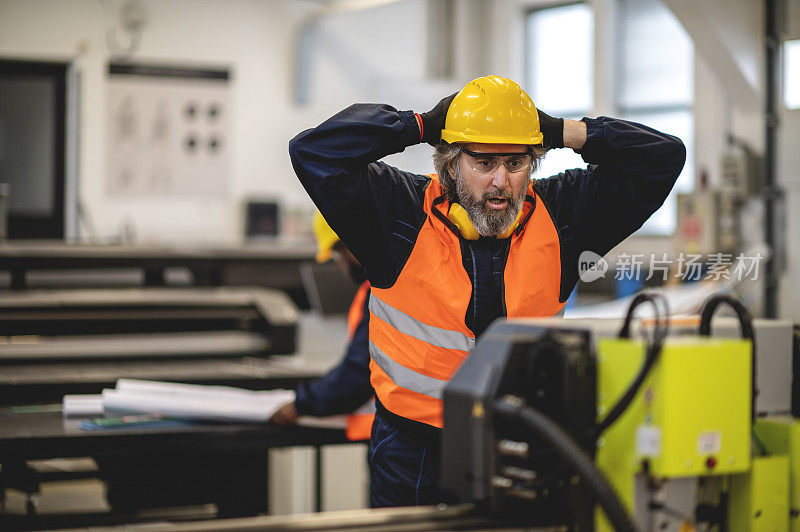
[62,379,295,422]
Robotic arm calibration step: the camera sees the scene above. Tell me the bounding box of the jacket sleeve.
[289,104,431,289]
[294,291,373,417]
[534,116,686,301]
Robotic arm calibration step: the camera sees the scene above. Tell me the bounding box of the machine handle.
[698,294,754,340]
[697,294,756,424]
[595,293,670,437]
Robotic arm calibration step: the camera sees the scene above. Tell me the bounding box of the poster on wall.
[106,63,230,198]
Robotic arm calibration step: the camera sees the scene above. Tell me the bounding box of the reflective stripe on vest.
[369,294,475,352]
[368,177,565,429]
[369,339,449,399]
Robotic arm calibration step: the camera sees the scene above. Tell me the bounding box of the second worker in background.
[289,75,686,507]
[270,212,373,435]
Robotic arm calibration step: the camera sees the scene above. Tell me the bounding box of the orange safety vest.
[368,178,565,428]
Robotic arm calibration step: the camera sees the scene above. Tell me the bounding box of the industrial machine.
[442,318,599,528]
[443,293,800,531]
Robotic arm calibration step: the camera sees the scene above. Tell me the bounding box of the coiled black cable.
[532,292,671,490]
[495,397,639,532]
[592,292,670,437]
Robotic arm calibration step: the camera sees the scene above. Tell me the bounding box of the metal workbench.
[0,406,357,530]
[0,240,316,299]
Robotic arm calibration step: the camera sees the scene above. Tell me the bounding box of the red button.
[705,456,717,470]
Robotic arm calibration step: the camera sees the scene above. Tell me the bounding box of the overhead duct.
[426,0,456,79]
[292,0,406,105]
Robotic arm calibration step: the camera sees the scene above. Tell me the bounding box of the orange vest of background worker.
[270,213,374,441]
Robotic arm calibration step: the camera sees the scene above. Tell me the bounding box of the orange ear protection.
[447,203,523,240]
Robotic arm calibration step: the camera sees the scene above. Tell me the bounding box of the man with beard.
[289,75,685,507]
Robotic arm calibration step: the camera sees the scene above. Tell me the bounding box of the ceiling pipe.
[763,0,786,318]
[292,0,406,105]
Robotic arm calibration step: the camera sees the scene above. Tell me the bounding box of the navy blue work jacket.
[289,105,686,339]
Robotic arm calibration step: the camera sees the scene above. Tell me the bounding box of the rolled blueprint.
[62,394,105,417]
[102,386,295,422]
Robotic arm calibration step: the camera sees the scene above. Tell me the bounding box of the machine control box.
[442,320,597,527]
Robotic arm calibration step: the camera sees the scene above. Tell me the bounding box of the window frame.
[783,38,800,110]
[614,0,695,237]
[524,1,594,182]
[524,1,595,119]
[521,0,694,237]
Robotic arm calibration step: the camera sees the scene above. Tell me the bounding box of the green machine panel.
[757,417,800,531]
[729,455,790,532]
[597,337,751,477]
[595,336,752,531]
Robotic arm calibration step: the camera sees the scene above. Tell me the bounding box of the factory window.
[617,0,694,236]
[525,2,593,180]
[785,39,800,110]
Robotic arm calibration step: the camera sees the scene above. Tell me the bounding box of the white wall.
[0,0,454,244]
[0,0,303,243]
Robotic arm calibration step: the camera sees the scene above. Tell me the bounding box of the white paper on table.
[62,394,105,417]
[115,379,266,400]
[101,388,295,423]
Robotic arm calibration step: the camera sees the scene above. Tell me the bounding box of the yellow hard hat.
[313,211,340,263]
[440,75,543,145]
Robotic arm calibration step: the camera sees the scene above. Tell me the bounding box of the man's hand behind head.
[536,109,565,150]
[420,93,458,147]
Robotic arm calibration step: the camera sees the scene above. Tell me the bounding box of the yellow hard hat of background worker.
[313,211,340,263]
[440,75,543,145]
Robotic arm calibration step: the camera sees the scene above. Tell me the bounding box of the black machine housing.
[442,320,598,528]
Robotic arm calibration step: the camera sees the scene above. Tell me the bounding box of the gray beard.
[454,166,527,237]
